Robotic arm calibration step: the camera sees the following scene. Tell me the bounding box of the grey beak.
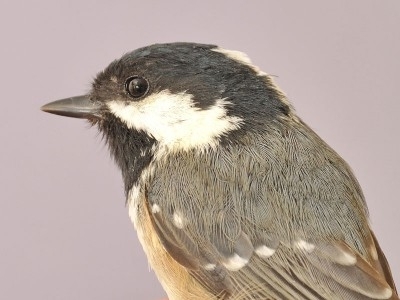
[41,95,102,119]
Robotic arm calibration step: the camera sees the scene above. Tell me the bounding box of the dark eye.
[125,76,149,98]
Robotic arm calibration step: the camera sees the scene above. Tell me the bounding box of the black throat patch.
[96,113,156,195]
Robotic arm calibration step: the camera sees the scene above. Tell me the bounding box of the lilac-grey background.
[1,1,399,299]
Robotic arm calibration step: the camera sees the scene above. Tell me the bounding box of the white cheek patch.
[107,90,243,151]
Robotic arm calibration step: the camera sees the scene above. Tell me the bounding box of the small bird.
[42,42,398,300]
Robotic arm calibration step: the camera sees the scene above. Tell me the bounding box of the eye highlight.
[125,76,149,98]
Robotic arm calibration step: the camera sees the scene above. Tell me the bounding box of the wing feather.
[146,131,398,299]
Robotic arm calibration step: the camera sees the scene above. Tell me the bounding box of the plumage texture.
[94,43,398,300]
[43,42,398,299]
[135,123,397,299]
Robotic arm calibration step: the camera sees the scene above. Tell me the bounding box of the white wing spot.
[294,239,315,253]
[223,253,249,271]
[151,203,161,214]
[337,250,357,265]
[204,263,216,271]
[172,211,187,229]
[255,245,276,258]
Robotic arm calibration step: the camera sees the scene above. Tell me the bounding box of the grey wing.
[147,198,397,299]
[147,149,398,300]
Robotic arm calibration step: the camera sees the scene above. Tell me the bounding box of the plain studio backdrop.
[1,1,399,299]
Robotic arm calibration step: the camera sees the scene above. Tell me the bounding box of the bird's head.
[42,42,292,189]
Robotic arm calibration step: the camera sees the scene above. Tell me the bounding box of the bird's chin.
[86,115,102,126]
